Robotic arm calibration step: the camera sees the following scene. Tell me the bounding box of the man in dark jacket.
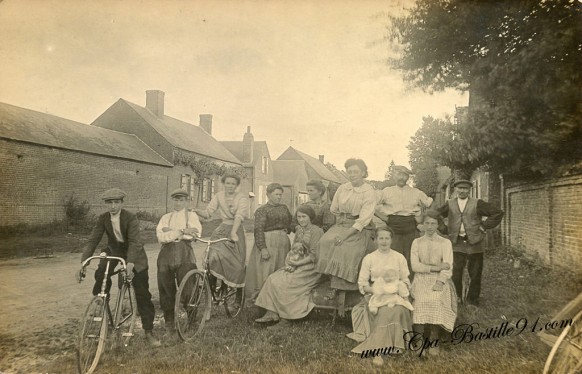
[81,188,161,347]
[436,180,504,307]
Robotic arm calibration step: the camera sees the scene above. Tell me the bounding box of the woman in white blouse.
[410,210,457,357]
[316,158,377,300]
[195,174,249,310]
[347,226,412,367]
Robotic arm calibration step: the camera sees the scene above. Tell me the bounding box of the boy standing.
[81,188,161,347]
[156,188,202,330]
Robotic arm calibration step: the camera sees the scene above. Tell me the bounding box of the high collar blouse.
[330,182,376,232]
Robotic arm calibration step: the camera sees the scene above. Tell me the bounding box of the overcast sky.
[0,0,466,180]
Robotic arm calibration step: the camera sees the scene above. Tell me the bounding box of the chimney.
[199,114,213,135]
[145,90,165,118]
[319,155,325,163]
[242,126,254,163]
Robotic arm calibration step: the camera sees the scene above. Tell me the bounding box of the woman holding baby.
[254,205,324,329]
[347,226,412,367]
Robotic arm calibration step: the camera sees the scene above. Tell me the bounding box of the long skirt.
[245,230,290,302]
[316,219,374,290]
[255,263,321,319]
[347,295,412,353]
[387,215,418,273]
[411,272,457,331]
[208,223,246,288]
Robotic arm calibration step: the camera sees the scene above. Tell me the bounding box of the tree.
[389,0,582,177]
[384,160,396,181]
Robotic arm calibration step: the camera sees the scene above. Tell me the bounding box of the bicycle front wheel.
[543,309,582,374]
[175,270,211,341]
[112,283,137,348]
[77,296,108,374]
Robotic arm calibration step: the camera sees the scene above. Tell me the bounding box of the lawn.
[37,246,581,374]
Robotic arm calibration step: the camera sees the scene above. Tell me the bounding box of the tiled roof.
[122,100,240,164]
[277,146,341,183]
[0,102,172,166]
[272,160,308,186]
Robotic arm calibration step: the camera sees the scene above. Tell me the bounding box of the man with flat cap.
[81,188,161,347]
[376,165,433,272]
[156,188,202,331]
[435,179,504,308]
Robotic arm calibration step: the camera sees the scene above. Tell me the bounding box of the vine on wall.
[174,150,247,184]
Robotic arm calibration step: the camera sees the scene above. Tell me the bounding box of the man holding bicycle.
[80,188,161,347]
[156,188,202,331]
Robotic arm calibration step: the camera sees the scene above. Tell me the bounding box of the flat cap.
[171,188,189,198]
[393,165,413,175]
[453,179,473,188]
[101,188,127,201]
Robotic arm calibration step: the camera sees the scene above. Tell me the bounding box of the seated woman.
[410,210,457,357]
[195,174,248,309]
[298,179,335,232]
[254,205,324,328]
[347,227,412,367]
[316,158,376,299]
[245,183,293,302]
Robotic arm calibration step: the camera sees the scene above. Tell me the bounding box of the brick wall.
[0,139,171,225]
[504,174,582,271]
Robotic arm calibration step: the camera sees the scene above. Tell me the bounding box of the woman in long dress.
[245,183,293,302]
[347,226,412,367]
[316,158,377,299]
[195,173,249,308]
[254,205,324,328]
[410,210,457,356]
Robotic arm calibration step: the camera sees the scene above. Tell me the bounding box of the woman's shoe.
[372,356,384,367]
[255,312,280,323]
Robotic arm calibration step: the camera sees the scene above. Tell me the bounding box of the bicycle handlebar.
[195,237,234,245]
[78,252,128,283]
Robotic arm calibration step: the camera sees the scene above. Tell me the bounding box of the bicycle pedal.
[122,333,134,337]
[93,317,103,322]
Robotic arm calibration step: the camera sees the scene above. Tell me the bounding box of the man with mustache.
[375,166,433,273]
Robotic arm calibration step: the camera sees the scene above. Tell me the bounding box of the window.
[258,185,264,205]
[298,192,309,205]
[201,178,215,202]
[180,174,195,201]
[261,156,268,174]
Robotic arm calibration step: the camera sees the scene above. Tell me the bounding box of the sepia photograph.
[0,0,580,373]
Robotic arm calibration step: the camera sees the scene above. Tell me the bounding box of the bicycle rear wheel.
[111,283,137,348]
[224,286,245,318]
[77,296,108,374]
[543,309,582,374]
[175,270,211,341]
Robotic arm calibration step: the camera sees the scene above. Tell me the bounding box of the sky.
[0,0,467,180]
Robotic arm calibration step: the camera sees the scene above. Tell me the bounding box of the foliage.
[389,0,582,177]
[135,210,163,224]
[383,160,396,181]
[174,150,247,183]
[63,193,91,226]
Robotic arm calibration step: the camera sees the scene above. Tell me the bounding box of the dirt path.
[0,234,256,373]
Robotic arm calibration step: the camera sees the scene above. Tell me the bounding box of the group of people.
[80,158,503,364]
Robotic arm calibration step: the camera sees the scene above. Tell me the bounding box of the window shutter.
[190,177,195,201]
[202,179,208,202]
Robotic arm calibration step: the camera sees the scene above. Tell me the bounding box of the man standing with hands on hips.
[375,165,433,272]
[436,179,504,308]
[81,188,161,347]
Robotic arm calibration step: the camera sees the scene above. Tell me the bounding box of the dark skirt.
[208,223,246,288]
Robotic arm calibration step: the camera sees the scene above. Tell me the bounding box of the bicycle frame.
[195,237,234,302]
[79,253,136,339]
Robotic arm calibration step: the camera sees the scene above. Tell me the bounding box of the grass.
[32,246,582,374]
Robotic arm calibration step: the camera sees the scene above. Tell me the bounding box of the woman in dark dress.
[245,183,293,302]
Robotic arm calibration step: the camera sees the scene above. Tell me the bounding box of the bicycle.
[77,253,138,374]
[540,291,582,374]
[174,237,245,341]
